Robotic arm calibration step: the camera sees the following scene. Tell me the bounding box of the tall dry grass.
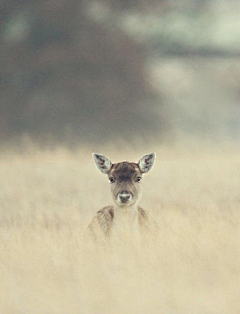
[0,144,239,314]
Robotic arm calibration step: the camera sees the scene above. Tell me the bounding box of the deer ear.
[92,153,112,174]
[138,153,156,173]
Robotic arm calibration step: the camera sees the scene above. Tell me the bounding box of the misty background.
[1,0,240,147]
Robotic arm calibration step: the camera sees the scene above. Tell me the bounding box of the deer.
[85,153,158,245]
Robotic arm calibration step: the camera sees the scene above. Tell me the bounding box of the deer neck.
[112,203,139,234]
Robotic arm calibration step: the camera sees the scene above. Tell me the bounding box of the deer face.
[93,153,156,207]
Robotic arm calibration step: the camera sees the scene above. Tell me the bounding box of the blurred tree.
[0,0,164,146]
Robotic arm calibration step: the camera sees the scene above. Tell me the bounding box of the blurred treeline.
[1,0,240,146]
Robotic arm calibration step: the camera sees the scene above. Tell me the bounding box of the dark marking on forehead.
[122,162,128,172]
[110,162,141,179]
[112,162,138,172]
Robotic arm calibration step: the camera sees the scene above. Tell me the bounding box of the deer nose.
[118,191,132,203]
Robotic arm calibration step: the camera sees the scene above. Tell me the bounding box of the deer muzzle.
[117,191,133,204]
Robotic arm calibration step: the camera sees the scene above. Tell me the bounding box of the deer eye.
[136,177,142,183]
[109,177,115,184]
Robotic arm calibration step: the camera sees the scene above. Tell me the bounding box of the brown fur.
[85,206,158,243]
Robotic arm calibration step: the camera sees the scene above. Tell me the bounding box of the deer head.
[93,153,156,207]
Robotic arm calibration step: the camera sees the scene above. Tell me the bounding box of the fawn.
[85,153,158,244]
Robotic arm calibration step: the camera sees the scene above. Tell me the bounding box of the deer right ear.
[92,153,112,174]
[138,153,156,173]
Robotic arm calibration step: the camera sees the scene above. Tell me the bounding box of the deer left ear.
[92,153,112,174]
[138,153,156,173]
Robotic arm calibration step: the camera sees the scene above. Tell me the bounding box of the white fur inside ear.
[93,153,112,174]
[138,153,156,173]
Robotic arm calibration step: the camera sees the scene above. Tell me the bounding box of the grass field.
[0,144,239,314]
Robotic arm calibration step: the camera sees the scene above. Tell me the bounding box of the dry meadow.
[0,143,239,314]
